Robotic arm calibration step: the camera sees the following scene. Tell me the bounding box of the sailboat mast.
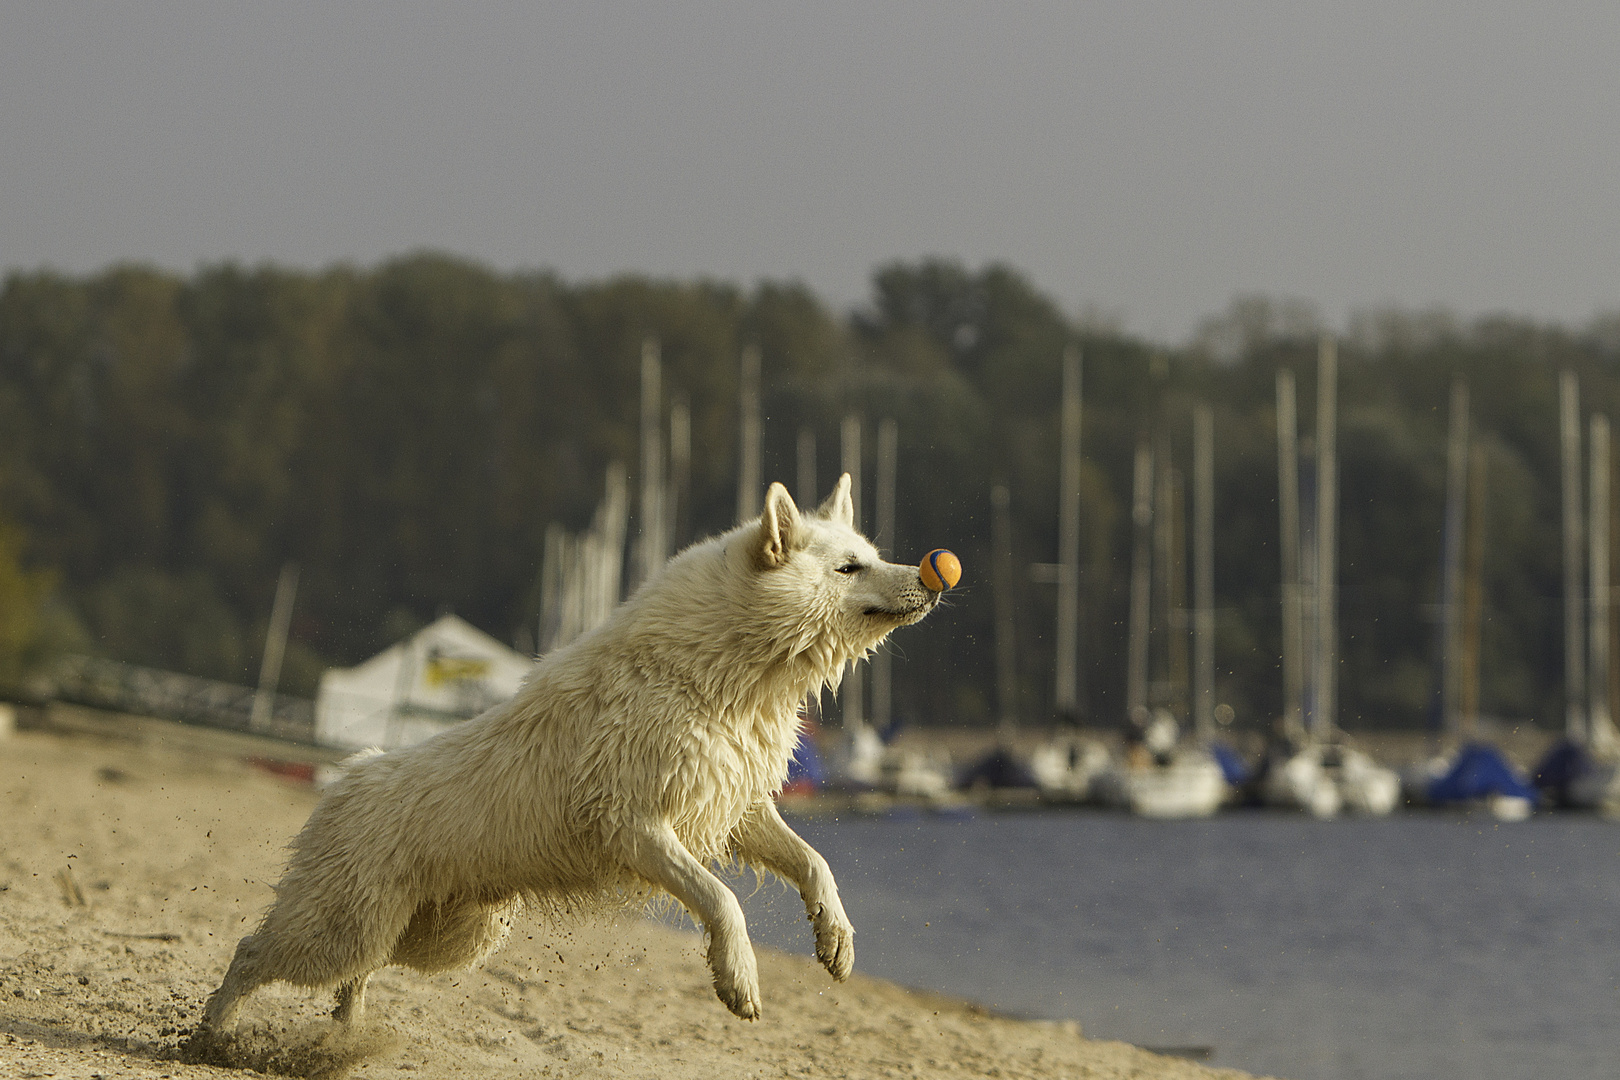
[1154,437,1182,720]
[876,418,898,551]
[872,418,899,733]
[1194,404,1215,744]
[635,337,666,587]
[1590,415,1612,747]
[250,562,300,732]
[1165,461,1189,724]
[1560,371,1587,745]
[737,345,762,522]
[1055,347,1084,720]
[1277,369,1304,741]
[796,427,817,509]
[1312,337,1339,741]
[1126,443,1154,723]
[1440,379,1470,743]
[669,397,690,551]
[991,483,1020,738]
[1459,442,1487,741]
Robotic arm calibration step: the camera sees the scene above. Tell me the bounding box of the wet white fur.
[195,475,941,1031]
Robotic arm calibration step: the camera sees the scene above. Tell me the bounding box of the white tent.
[315,614,532,751]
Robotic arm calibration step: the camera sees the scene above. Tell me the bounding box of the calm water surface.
[731,811,1620,1080]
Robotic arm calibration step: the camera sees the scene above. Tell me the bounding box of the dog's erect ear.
[816,473,855,528]
[757,482,802,569]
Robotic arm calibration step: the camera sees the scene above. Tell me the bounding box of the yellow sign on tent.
[424,654,491,687]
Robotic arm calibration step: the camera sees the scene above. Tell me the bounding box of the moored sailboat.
[1263,340,1400,817]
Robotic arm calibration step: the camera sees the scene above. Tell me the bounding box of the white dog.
[192,476,947,1037]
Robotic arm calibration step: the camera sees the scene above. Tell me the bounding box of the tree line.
[3,253,1619,735]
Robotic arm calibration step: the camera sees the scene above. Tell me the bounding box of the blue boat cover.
[956,747,1038,789]
[1210,741,1251,786]
[1533,738,1591,788]
[785,730,826,788]
[1427,742,1538,805]
[1532,738,1593,805]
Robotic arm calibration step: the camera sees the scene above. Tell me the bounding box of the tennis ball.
[920,549,962,592]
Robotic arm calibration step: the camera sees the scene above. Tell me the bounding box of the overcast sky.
[3,2,1617,342]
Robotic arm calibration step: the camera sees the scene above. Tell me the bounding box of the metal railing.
[50,654,316,744]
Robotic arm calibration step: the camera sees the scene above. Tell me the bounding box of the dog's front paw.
[715,976,761,1020]
[177,1023,232,1067]
[709,935,761,1020]
[810,900,855,981]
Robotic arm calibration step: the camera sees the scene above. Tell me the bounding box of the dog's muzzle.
[863,583,941,623]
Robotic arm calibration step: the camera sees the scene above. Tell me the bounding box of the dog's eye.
[835,563,862,575]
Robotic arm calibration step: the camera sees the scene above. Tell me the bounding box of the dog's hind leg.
[619,824,760,1020]
[332,973,370,1025]
[196,933,270,1033]
[731,799,855,981]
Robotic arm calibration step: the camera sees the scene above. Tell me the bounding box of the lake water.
[729,810,1620,1080]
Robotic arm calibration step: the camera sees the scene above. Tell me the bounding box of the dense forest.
[2,254,1619,735]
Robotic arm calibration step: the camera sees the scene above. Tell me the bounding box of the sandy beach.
[0,716,1275,1080]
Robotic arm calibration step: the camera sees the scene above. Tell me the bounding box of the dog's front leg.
[619,823,761,1020]
[731,800,855,981]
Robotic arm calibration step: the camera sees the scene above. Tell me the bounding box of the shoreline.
[1,724,1274,1079]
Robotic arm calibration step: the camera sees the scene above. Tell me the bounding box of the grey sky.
[3,2,1617,342]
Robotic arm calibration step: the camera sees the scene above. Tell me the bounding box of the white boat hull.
[1097,750,1227,819]
[1567,758,1620,812]
[1030,737,1111,801]
[1267,744,1399,818]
